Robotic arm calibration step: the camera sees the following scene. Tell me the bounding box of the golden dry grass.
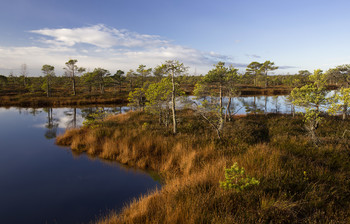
[56,111,350,223]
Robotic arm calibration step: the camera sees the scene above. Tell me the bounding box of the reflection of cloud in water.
[40,108,84,129]
[59,111,84,129]
[0,108,12,113]
[30,107,130,130]
[185,94,336,115]
[33,123,46,128]
[9,93,337,130]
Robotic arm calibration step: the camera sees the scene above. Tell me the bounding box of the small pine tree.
[220,163,260,192]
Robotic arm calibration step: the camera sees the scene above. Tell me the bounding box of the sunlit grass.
[56,110,350,223]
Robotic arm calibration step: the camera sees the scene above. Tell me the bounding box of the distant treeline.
[0,60,349,97]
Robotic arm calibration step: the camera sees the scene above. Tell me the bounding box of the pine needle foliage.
[220,162,260,191]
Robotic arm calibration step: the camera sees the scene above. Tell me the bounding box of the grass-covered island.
[56,110,350,223]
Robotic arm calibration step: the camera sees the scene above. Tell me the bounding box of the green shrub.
[220,162,260,191]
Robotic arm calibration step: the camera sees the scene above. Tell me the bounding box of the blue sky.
[1,0,350,76]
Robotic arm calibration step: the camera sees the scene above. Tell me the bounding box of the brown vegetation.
[237,85,291,96]
[56,110,350,223]
[0,92,128,107]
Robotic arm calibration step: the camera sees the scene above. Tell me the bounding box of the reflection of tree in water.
[81,107,95,120]
[29,108,42,116]
[17,108,42,116]
[81,107,104,123]
[64,108,77,129]
[239,96,264,114]
[110,106,131,114]
[264,96,269,114]
[222,97,241,121]
[43,108,59,139]
[80,106,131,124]
[81,107,111,126]
[272,96,281,113]
[285,95,296,117]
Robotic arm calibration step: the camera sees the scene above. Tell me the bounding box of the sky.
[1,0,350,76]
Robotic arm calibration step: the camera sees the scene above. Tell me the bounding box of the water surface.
[0,107,160,224]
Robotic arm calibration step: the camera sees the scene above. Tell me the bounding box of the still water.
[188,94,332,115]
[187,95,297,114]
[0,107,160,224]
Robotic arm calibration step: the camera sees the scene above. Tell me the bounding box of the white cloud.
[0,46,76,73]
[245,54,261,59]
[30,24,169,48]
[0,24,236,75]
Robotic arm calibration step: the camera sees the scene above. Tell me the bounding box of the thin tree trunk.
[171,71,177,134]
[47,77,50,97]
[255,74,257,86]
[49,108,53,126]
[254,96,256,115]
[306,115,320,145]
[218,85,224,131]
[72,78,76,96]
[165,105,170,127]
[227,97,232,122]
[51,108,53,122]
[159,110,162,125]
[100,83,104,94]
[165,111,169,127]
[308,124,320,145]
[343,104,347,120]
[47,108,51,127]
[197,109,221,140]
[73,107,77,128]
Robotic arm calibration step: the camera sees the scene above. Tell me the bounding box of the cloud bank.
[30,24,168,48]
[0,24,240,75]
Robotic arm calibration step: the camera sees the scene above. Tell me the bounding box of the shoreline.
[0,84,340,108]
[0,86,291,108]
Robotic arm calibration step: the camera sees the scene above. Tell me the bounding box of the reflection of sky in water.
[0,91,338,132]
[188,95,293,114]
[0,106,160,224]
[0,91,338,135]
[0,106,131,131]
[187,92,337,115]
